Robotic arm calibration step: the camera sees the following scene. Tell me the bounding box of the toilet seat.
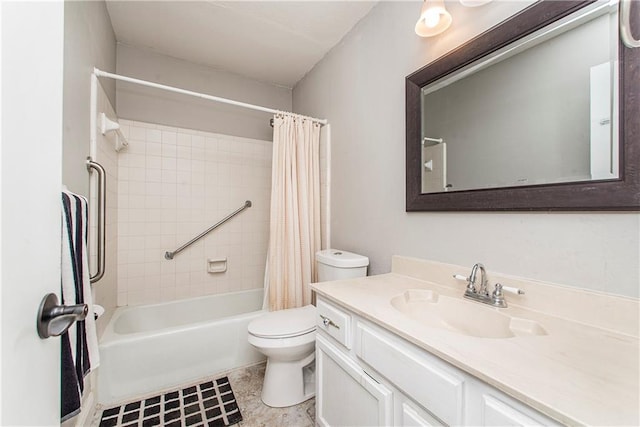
[248,304,316,339]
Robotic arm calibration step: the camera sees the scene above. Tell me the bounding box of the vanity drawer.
[316,298,352,349]
[356,322,465,426]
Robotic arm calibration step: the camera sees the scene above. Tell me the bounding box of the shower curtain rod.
[93,68,328,126]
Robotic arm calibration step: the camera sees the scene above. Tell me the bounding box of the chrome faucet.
[454,263,525,308]
[468,263,488,297]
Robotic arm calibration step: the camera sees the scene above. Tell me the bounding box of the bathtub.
[97,289,266,405]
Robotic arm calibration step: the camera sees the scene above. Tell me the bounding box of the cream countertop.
[310,257,639,426]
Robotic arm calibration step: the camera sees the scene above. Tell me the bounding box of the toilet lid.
[248,304,316,338]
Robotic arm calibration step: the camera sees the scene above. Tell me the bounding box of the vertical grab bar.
[86,157,106,283]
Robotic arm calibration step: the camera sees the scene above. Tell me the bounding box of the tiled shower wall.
[117,120,272,306]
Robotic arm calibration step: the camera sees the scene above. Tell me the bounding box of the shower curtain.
[267,113,321,311]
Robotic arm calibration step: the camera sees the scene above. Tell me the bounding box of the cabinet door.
[316,335,393,427]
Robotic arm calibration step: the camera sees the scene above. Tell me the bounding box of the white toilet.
[248,249,369,407]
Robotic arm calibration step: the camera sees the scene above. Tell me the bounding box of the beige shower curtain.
[268,113,321,311]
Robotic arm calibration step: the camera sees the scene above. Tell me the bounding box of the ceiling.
[105,1,378,88]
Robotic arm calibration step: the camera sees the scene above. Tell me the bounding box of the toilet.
[247,249,369,407]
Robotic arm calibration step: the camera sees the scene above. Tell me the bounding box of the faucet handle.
[491,283,507,307]
[498,284,525,295]
[453,274,476,293]
[491,283,525,308]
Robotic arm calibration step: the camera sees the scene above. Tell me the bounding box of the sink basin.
[391,289,547,338]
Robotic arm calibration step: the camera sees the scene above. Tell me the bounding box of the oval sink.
[391,289,547,339]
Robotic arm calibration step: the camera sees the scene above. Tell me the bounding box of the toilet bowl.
[248,249,369,407]
[247,304,317,407]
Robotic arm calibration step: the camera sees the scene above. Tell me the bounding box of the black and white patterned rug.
[98,376,242,427]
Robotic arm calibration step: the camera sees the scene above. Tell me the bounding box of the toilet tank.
[315,249,369,282]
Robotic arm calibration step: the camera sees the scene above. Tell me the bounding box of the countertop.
[311,271,640,426]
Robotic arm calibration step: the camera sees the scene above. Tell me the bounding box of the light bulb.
[415,0,452,37]
[423,10,441,28]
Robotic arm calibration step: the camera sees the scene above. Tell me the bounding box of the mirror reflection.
[421,3,619,194]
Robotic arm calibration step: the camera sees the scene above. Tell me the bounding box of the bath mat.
[98,376,242,427]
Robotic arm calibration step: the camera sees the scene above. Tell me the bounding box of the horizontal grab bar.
[165,200,252,260]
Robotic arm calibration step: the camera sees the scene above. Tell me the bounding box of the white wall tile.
[162,170,177,183]
[127,139,145,155]
[128,154,146,168]
[177,158,191,172]
[147,142,162,157]
[162,143,177,158]
[161,157,177,171]
[146,156,162,170]
[161,130,177,145]
[130,126,146,141]
[128,195,143,210]
[129,182,146,195]
[177,133,192,147]
[177,146,191,159]
[146,129,162,143]
[129,167,146,182]
[117,121,273,305]
[145,195,162,209]
[192,135,205,149]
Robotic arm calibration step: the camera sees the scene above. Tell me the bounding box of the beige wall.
[116,44,292,142]
[293,1,640,297]
[63,1,116,196]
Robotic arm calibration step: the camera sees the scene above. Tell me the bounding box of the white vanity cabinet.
[315,296,560,427]
[316,334,393,427]
[466,380,561,427]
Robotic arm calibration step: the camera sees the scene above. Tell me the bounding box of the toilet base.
[261,352,315,407]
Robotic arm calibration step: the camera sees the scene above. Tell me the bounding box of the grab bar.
[86,157,106,283]
[165,200,252,260]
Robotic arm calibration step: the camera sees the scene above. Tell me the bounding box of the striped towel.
[61,189,100,421]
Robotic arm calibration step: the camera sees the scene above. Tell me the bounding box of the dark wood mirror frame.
[406,0,639,211]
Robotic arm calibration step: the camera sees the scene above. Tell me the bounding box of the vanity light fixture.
[415,0,452,37]
[415,0,494,38]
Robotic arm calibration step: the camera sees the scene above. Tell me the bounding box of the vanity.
[311,256,639,426]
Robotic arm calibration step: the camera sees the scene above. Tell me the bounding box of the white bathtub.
[97,289,266,405]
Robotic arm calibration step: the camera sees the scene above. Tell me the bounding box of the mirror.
[421,3,618,193]
[406,0,639,211]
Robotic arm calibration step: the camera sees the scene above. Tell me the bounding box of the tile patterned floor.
[91,363,315,427]
[97,377,241,427]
